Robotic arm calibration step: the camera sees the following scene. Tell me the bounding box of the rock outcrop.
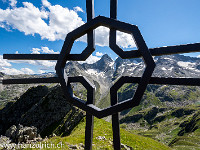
[5,124,42,143]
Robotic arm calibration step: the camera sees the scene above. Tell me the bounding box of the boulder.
[5,124,42,143]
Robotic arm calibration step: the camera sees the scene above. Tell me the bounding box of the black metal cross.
[3,0,200,149]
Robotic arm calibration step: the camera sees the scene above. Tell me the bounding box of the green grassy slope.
[121,105,200,150]
[26,117,171,150]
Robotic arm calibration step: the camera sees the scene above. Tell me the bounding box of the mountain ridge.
[1,54,200,108]
[64,54,200,108]
[0,54,200,149]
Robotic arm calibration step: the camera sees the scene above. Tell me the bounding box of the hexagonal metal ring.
[66,75,95,105]
[55,16,155,118]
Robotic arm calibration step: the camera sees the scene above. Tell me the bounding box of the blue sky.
[0,0,200,74]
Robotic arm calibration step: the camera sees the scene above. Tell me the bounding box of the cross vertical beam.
[85,1,95,150]
[110,0,121,149]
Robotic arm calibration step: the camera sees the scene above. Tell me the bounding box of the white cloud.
[94,26,136,48]
[46,2,84,40]
[2,0,17,7]
[0,0,136,48]
[42,0,51,8]
[117,31,136,48]
[31,48,41,54]
[73,6,84,12]
[37,60,57,68]
[0,48,57,76]
[197,55,200,58]
[96,52,103,57]
[0,55,35,75]
[86,55,101,64]
[38,69,45,74]
[1,67,23,75]
[8,59,37,66]
[78,54,101,64]
[0,23,4,28]
[41,47,59,54]
[0,2,50,39]
[11,47,58,69]
[9,59,56,68]
[95,26,109,47]
[0,55,12,67]
[20,68,34,74]
[1,67,34,75]
[9,0,17,7]
[30,47,59,54]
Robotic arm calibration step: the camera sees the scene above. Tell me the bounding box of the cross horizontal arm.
[3,54,59,60]
[2,77,60,84]
[3,76,200,86]
[128,43,200,58]
[116,76,200,86]
[150,43,200,56]
[150,77,200,86]
[3,43,200,60]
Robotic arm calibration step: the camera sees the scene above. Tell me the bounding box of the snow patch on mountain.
[168,67,173,71]
[85,69,105,78]
[177,61,196,69]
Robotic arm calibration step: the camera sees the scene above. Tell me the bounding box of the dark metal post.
[110,84,121,150]
[85,1,95,150]
[85,114,94,150]
[110,0,121,149]
[84,77,95,150]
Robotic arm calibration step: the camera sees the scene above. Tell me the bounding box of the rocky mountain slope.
[0,85,85,138]
[64,54,200,109]
[1,54,200,110]
[120,105,200,149]
[0,72,56,109]
[64,54,200,148]
[0,54,200,149]
[0,84,172,150]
